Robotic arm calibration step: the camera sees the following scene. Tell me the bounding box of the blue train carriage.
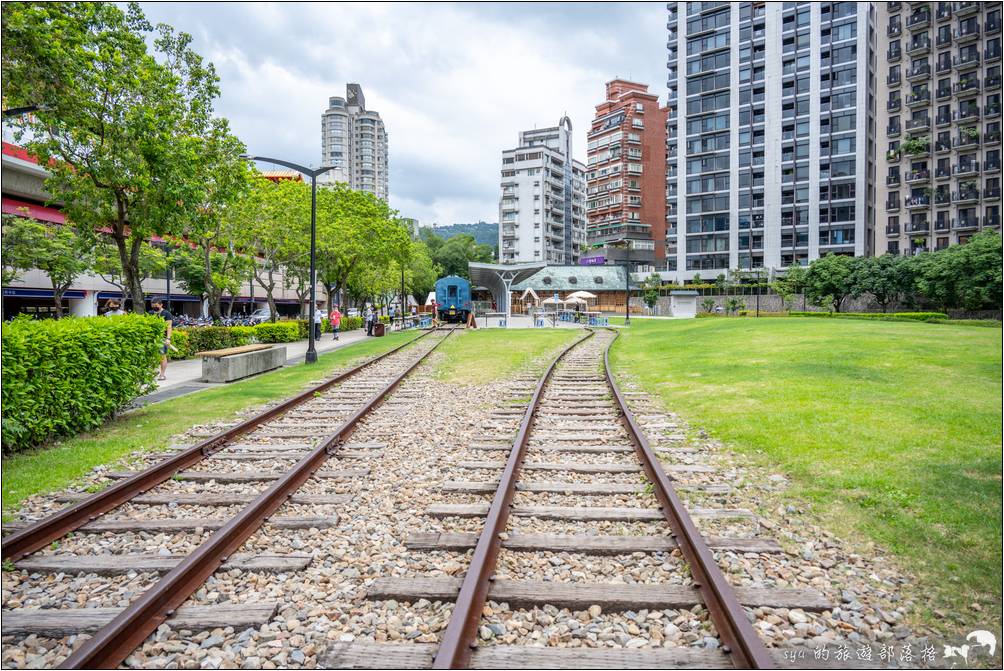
[434,275,472,323]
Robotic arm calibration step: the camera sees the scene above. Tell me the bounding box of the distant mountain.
[431,222,498,247]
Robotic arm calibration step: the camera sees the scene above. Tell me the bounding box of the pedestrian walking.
[330,306,342,340]
[103,299,126,316]
[313,301,324,341]
[365,306,375,336]
[149,297,173,381]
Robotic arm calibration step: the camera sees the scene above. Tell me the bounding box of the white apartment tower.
[320,84,389,201]
[498,117,588,264]
[667,2,876,279]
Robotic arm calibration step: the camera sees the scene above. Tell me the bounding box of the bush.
[184,325,254,354]
[1,314,164,452]
[790,311,948,322]
[168,328,190,360]
[254,321,300,343]
[737,310,789,317]
[341,316,363,331]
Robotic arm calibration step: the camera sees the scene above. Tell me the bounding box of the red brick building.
[583,80,668,272]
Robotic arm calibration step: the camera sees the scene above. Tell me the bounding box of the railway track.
[1,327,454,669]
[327,328,835,668]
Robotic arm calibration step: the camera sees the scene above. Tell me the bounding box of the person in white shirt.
[313,301,324,340]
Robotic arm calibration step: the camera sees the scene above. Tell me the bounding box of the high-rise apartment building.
[583,80,668,273]
[320,84,389,201]
[498,117,587,264]
[667,2,876,279]
[877,2,1002,255]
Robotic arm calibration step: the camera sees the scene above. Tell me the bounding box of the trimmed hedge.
[168,328,190,360]
[790,311,949,322]
[254,321,300,343]
[1,314,164,452]
[182,326,254,354]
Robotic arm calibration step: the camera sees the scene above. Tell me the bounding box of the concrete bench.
[199,344,287,383]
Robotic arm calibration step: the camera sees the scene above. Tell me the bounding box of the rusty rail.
[432,329,593,669]
[58,328,454,669]
[2,329,433,563]
[603,329,774,669]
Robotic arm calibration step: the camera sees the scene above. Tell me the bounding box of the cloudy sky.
[139,2,666,227]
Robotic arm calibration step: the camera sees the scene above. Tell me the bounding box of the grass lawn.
[435,328,580,384]
[610,317,1002,635]
[1,330,421,514]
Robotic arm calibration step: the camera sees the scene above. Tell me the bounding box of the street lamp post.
[240,155,334,363]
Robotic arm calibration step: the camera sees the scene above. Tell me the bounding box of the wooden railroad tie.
[15,553,312,576]
[425,504,755,522]
[3,515,338,534]
[405,531,782,554]
[102,468,369,483]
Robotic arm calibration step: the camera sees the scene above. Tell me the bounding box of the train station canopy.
[468,262,546,319]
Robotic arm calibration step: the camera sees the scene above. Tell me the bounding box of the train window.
[448,285,458,297]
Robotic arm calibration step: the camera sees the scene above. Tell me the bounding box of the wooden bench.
[199,344,286,383]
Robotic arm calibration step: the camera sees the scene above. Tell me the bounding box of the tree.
[725,297,743,315]
[701,297,716,313]
[2,3,223,313]
[228,177,309,321]
[423,231,493,279]
[1,213,42,286]
[5,219,94,317]
[909,230,1002,312]
[92,238,167,307]
[804,253,855,312]
[849,254,910,312]
[642,274,662,310]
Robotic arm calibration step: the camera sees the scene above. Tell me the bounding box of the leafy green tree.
[725,297,743,315]
[1,213,43,286]
[909,231,1002,311]
[228,177,310,321]
[849,254,910,312]
[643,274,662,309]
[6,219,94,317]
[700,297,716,313]
[804,253,855,312]
[2,2,222,313]
[92,238,167,308]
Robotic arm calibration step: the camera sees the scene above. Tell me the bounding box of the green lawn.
[435,328,580,384]
[610,317,1002,636]
[1,330,420,514]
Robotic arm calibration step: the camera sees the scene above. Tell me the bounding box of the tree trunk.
[112,220,146,315]
[254,266,278,323]
[51,283,66,318]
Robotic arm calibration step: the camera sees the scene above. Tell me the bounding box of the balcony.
[935,167,953,179]
[906,195,932,209]
[986,45,1001,61]
[908,36,932,55]
[888,47,903,62]
[936,3,952,21]
[936,30,953,47]
[888,98,903,112]
[952,216,980,230]
[936,113,952,127]
[986,74,1002,89]
[953,161,980,175]
[985,159,1001,172]
[906,11,931,30]
[886,150,903,162]
[886,199,902,212]
[936,139,953,152]
[954,133,980,148]
[887,173,902,186]
[907,62,932,80]
[953,1,979,17]
[888,123,902,138]
[906,168,932,183]
[984,214,1002,227]
[886,224,902,235]
[934,189,952,204]
[987,16,1002,34]
[906,90,932,106]
[936,57,953,73]
[907,219,932,232]
[888,72,903,86]
[955,107,981,122]
[954,51,981,69]
[956,79,982,97]
[954,24,981,42]
[987,130,1002,143]
[907,118,932,134]
[954,188,980,203]
[936,85,952,100]
[987,103,1002,118]
[889,1,902,10]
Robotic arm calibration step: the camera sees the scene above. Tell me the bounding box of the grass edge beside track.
[1,330,421,515]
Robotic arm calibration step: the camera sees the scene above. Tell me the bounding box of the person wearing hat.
[149,297,173,381]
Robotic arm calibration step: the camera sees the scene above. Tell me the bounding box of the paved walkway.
[133,329,372,408]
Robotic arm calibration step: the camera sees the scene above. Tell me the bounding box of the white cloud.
[139,2,666,227]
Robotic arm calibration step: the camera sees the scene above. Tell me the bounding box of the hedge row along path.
[0,327,456,668]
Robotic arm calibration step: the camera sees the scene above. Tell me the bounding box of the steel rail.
[58,328,455,669]
[432,329,594,669]
[2,329,434,563]
[603,329,775,669]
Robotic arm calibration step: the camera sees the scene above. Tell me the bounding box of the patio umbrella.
[563,296,587,305]
[541,296,564,305]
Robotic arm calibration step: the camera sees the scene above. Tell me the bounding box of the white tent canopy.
[563,296,587,305]
[424,291,436,306]
[567,290,597,300]
[541,296,564,305]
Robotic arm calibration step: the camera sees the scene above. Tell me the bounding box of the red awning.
[2,197,66,224]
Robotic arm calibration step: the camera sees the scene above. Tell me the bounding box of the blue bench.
[589,316,609,326]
